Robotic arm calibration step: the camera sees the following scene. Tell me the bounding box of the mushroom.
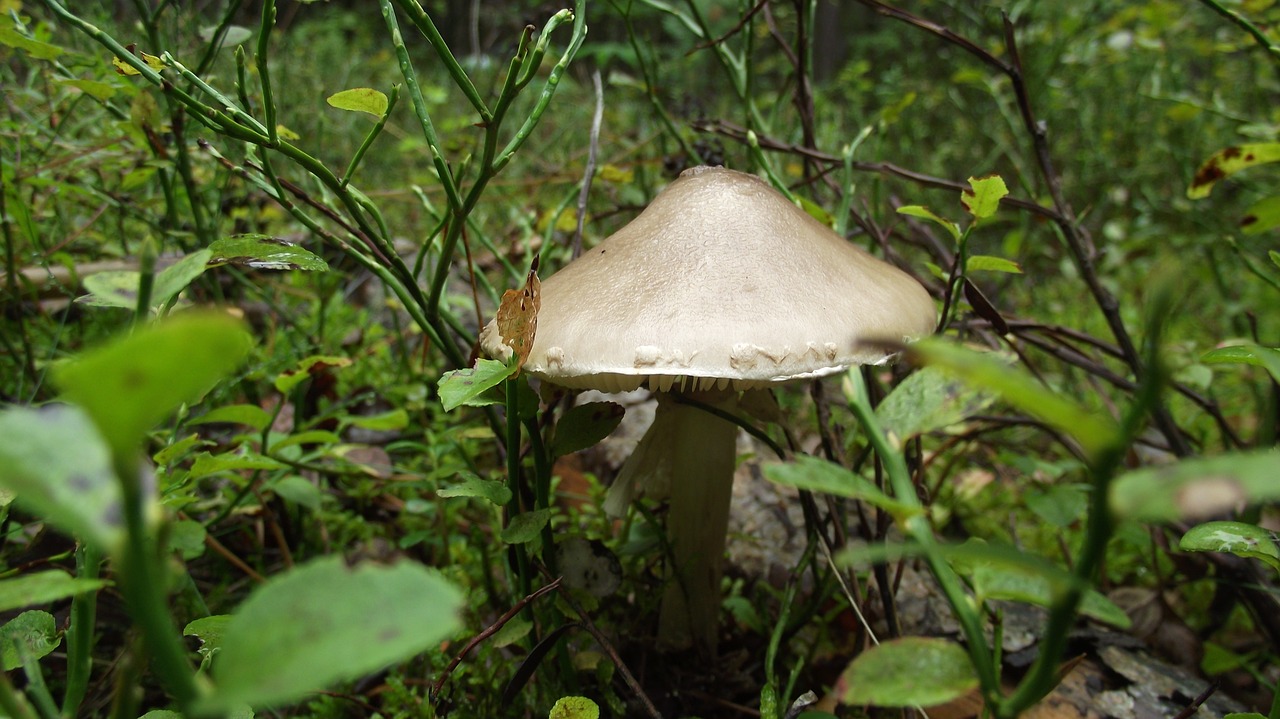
[481,166,935,653]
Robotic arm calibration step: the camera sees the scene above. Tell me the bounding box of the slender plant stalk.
[60,544,102,718]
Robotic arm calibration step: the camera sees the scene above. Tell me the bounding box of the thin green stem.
[342,85,400,187]
[257,0,279,146]
[0,673,38,719]
[388,0,491,120]
[61,545,102,718]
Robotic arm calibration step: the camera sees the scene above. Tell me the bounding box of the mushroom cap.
[480,166,936,392]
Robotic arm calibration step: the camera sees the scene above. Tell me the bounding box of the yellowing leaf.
[276,124,300,141]
[495,263,541,372]
[598,164,634,183]
[326,88,389,117]
[1189,143,1280,199]
[113,49,164,76]
[961,175,1008,221]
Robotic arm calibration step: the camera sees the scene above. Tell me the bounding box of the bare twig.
[430,577,562,700]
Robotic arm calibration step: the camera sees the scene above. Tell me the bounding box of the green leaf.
[56,78,119,101]
[190,404,273,432]
[502,509,552,544]
[960,549,1130,627]
[838,637,977,707]
[344,408,409,431]
[0,570,108,613]
[908,340,1116,458]
[437,474,512,506]
[184,614,231,663]
[1180,521,1280,573]
[551,402,625,457]
[0,404,125,550]
[965,255,1022,274]
[763,455,919,519]
[268,430,342,452]
[168,519,207,561]
[897,205,960,241]
[961,175,1008,221]
[1270,250,1280,270]
[549,696,600,719]
[1201,344,1280,384]
[0,26,64,60]
[189,452,286,480]
[326,88,390,117]
[1240,195,1280,234]
[0,611,60,671]
[1024,484,1088,528]
[53,311,254,457]
[875,367,995,448]
[1110,450,1280,522]
[204,556,462,712]
[1188,143,1280,199]
[152,249,213,306]
[274,355,352,394]
[269,477,323,511]
[438,359,516,412]
[208,235,329,272]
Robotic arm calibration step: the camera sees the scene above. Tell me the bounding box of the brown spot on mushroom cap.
[481,166,936,391]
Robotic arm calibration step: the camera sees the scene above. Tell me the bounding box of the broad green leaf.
[268,430,342,452]
[763,455,919,519]
[0,611,60,671]
[962,175,1008,221]
[492,617,533,648]
[77,271,145,309]
[838,637,977,707]
[1110,451,1280,522]
[437,475,512,506]
[549,696,600,719]
[1024,484,1088,529]
[189,452,286,480]
[965,557,1129,627]
[502,509,552,544]
[1188,143,1280,199]
[344,408,409,431]
[0,27,64,59]
[1180,521,1280,573]
[152,249,213,306]
[53,312,253,457]
[1201,344,1280,384]
[168,519,207,560]
[56,78,118,101]
[965,255,1022,274]
[908,340,1116,457]
[0,570,108,613]
[184,614,231,663]
[208,235,329,272]
[205,556,462,712]
[269,476,323,511]
[551,402,625,457]
[875,367,995,448]
[438,359,516,411]
[0,404,125,550]
[198,25,253,47]
[326,88,389,117]
[190,404,273,432]
[274,355,352,394]
[155,433,210,466]
[1240,195,1280,234]
[897,205,960,241]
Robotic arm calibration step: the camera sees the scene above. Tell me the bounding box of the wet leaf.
[502,509,552,544]
[838,637,977,707]
[1188,143,1280,199]
[551,402,624,457]
[1180,521,1280,573]
[495,263,541,372]
[208,234,329,272]
[326,88,389,117]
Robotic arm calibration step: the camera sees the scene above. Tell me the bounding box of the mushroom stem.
[656,394,738,653]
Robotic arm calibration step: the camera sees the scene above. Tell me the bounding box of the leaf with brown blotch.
[496,262,541,372]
